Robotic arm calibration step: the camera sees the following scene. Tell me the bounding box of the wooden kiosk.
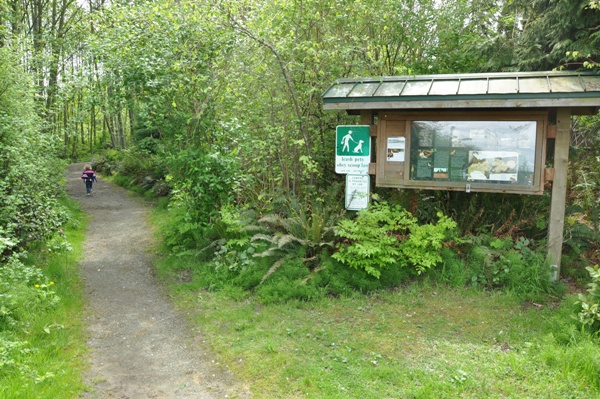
[322,71,600,279]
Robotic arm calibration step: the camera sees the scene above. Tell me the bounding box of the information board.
[410,120,537,186]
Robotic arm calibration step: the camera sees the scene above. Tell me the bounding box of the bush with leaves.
[0,47,71,387]
[0,47,68,259]
[333,201,457,278]
[576,265,600,334]
[161,148,243,251]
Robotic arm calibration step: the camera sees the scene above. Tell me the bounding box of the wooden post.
[360,111,372,125]
[547,108,571,281]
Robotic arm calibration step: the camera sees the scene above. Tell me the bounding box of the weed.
[251,195,344,283]
[576,264,600,333]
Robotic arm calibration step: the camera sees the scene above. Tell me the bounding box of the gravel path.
[66,163,244,399]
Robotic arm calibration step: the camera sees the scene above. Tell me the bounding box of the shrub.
[314,252,411,296]
[209,205,262,272]
[167,148,242,226]
[333,201,457,278]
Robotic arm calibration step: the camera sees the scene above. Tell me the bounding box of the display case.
[376,111,547,195]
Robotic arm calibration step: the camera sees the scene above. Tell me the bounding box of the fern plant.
[251,197,343,284]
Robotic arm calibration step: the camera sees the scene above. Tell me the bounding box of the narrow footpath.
[66,163,242,399]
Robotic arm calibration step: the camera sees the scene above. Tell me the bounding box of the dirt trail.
[66,163,243,399]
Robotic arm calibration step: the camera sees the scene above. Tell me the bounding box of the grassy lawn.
[160,264,600,398]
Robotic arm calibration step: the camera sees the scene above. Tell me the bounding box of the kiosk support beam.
[547,108,571,281]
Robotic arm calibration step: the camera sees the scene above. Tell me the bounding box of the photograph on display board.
[467,151,519,182]
[386,137,405,162]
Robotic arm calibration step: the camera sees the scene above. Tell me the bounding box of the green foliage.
[333,203,406,278]
[563,117,600,270]
[89,0,231,147]
[402,212,458,273]
[571,166,600,231]
[156,148,243,252]
[576,265,600,333]
[333,201,457,278]
[316,252,412,295]
[209,205,262,272]
[0,47,85,392]
[563,211,600,262]
[0,198,88,397]
[463,235,558,300]
[168,148,241,223]
[0,47,67,254]
[404,190,548,239]
[251,194,345,283]
[0,215,75,387]
[479,0,600,71]
[92,149,122,176]
[253,259,318,304]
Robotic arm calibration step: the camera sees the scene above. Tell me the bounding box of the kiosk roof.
[322,71,600,113]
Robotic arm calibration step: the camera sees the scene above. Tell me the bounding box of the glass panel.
[457,79,488,95]
[323,83,355,98]
[518,78,550,93]
[581,76,600,92]
[374,81,406,96]
[550,76,584,92]
[348,82,380,97]
[429,80,459,95]
[401,80,432,96]
[488,78,518,94]
[410,120,537,186]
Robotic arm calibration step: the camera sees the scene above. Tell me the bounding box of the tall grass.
[0,198,88,398]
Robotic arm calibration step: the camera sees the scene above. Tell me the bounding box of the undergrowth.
[153,196,566,305]
[0,197,88,398]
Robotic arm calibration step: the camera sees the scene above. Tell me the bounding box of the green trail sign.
[335,125,371,174]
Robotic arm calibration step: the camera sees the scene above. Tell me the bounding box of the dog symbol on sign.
[353,140,364,154]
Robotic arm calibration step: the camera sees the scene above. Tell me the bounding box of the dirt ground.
[66,163,247,399]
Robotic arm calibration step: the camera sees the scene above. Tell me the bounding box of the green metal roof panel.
[518,77,550,93]
[457,79,488,95]
[429,80,459,95]
[348,82,380,97]
[374,81,406,96]
[582,75,600,91]
[401,80,432,96]
[550,76,583,92]
[322,71,600,110]
[324,82,355,98]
